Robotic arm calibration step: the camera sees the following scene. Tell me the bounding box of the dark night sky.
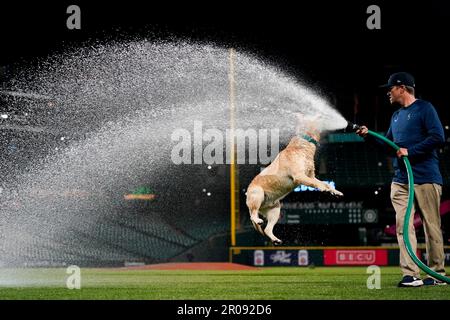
[1,1,450,131]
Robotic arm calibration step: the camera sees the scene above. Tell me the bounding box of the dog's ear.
[295,113,305,134]
[310,114,321,122]
[309,115,321,130]
[295,113,304,123]
[304,114,321,123]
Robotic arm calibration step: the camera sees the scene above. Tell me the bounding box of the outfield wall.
[230,246,450,267]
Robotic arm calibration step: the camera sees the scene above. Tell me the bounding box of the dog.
[245,114,344,245]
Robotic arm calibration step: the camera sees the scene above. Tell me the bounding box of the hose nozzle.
[345,121,361,132]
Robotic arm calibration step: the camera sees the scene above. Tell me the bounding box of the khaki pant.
[391,182,446,278]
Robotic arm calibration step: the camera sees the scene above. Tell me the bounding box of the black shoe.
[423,277,448,286]
[398,275,423,287]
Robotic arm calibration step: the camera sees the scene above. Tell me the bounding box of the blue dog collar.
[301,134,320,147]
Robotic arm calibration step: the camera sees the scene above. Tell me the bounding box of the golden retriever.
[245,115,344,245]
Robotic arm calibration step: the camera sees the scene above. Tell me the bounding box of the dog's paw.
[252,217,264,225]
[330,189,344,197]
[272,239,283,246]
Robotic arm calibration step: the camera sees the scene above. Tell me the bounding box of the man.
[356,72,446,287]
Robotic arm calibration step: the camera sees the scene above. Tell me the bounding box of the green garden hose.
[366,129,450,283]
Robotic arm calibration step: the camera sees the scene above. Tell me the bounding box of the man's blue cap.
[380,72,415,89]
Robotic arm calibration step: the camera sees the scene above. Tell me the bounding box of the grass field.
[0,266,449,300]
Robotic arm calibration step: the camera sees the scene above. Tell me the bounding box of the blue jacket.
[386,99,445,185]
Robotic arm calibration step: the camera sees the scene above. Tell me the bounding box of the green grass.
[0,267,449,299]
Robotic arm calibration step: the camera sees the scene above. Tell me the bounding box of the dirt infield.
[122,262,258,271]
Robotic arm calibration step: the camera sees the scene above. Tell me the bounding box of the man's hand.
[396,148,408,158]
[355,126,368,137]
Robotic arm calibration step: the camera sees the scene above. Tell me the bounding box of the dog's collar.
[301,134,320,147]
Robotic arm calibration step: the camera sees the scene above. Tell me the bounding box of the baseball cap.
[380,72,415,89]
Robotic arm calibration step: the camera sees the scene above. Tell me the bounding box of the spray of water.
[0,40,347,284]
